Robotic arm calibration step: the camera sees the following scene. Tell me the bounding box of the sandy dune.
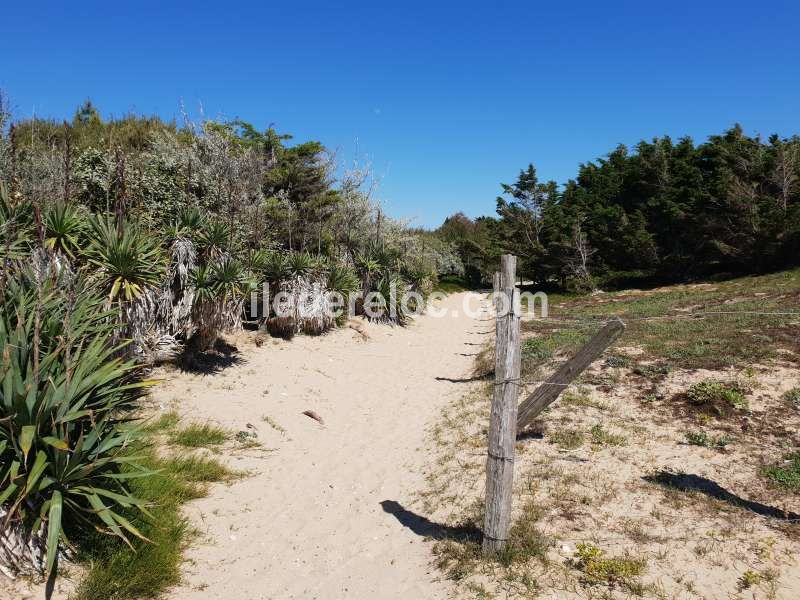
[150,291,486,599]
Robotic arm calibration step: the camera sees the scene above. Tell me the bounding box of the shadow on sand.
[380,500,481,542]
[179,339,246,375]
[644,471,800,521]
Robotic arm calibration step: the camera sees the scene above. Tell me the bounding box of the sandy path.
[153,291,487,599]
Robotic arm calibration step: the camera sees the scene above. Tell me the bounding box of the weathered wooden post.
[516,318,626,432]
[483,254,521,555]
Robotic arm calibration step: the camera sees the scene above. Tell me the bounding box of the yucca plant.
[245,249,271,274]
[326,264,360,297]
[0,270,153,589]
[189,258,246,351]
[0,182,33,262]
[44,203,85,259]
[287,251,314,279]
[355,253,382,294]
[87,217,165,304]
[374,273,410,325]
[262,251,290,284]
[196,220,230,259]
[178,206,205,233]
[326,264,359,325]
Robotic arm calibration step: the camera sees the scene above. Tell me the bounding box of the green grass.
[73,446,235,600]
[761,452,800,490]
[142,410,180,432]
[170,423,230,448]
[520,267,800,372]
[432,498,551,589]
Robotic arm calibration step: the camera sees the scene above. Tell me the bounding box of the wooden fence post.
[516,318,626,432]
[483,254,521,555]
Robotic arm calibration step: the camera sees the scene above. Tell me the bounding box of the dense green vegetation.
[437,126,800,290]
[0,96,456,594]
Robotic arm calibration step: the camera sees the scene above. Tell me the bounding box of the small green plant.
[604,354,631,368]
[686,379,749,415]
[737,568,777,592]
[234,429,260,447]
[590,424,627,447]
[549,428,585,450]
[684,430,732,449]
[782,387,800,408]
[574,543,646,588]
[632,362,671,378]
[170,423,229,448]
[761,452,800,490]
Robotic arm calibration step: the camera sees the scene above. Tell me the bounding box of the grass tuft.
[170,422,230,448]
[590,424,627,447]
[549,428,584,450]
[142,410,180,432]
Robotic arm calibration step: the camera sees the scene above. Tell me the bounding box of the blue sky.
[2,1,799,227]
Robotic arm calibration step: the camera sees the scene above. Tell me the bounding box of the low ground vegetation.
[424,268,800,598]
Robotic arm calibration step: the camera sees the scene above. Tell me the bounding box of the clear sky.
[2,1,799,227]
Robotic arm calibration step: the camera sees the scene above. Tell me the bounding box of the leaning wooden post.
[483,254,521,555]
[516,318,626,432]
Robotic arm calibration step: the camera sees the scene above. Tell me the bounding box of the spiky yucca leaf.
[287,251,314,278]
[326,264,359,296]
[196,220,230,258]
[87,217,165,303]
[44,203,85,259]
[263,251,290,284]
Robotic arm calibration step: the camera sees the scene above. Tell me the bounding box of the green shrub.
[684,430,731,448]
[782,387,800,408]
[604,354,631,368]
[686,380,749,415]
[761,452,800,490]
[0,270,153,580]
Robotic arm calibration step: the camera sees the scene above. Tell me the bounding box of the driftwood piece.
[302,410,325,425]
[483,255,521,555]
[516,318,626,432]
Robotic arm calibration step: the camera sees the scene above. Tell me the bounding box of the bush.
[685,380,749,416]
[782,387,800,408]
[0,270,153,580]
[684,430,732,448]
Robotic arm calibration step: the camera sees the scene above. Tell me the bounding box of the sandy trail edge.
[151,291,488,599]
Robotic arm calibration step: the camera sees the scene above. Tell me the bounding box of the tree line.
[436,125,800,290]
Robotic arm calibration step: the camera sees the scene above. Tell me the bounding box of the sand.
[149,291,486,599]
